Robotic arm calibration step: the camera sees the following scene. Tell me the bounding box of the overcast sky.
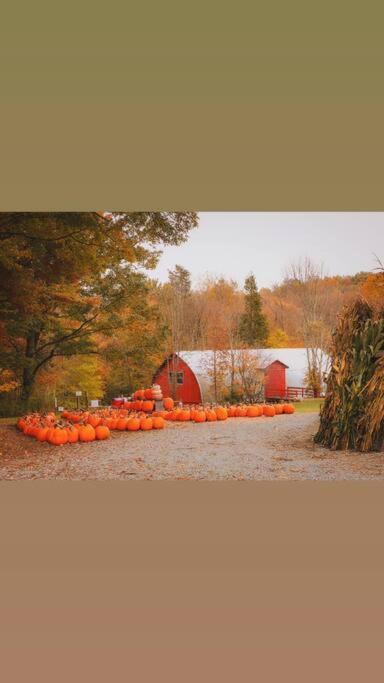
[150,212,384,289]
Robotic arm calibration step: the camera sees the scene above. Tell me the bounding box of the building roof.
[178,348,330,388]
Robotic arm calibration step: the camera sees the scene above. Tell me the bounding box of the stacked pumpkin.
[17,412,111,445]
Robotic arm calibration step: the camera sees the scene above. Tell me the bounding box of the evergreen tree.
[239,274,269,347]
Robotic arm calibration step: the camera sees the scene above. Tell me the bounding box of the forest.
[0,212,382,414]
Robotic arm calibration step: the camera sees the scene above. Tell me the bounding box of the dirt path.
[0,413,383,480]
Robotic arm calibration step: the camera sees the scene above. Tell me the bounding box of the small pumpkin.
[215,407,228,421]
[142,400,154,413]
[88,414,101,428]
[153,416,165,429]
[36,426,50,442]
[49,427,69,446]
[95,425,110,440]
[127,417,141,431]
[66,426,79,443]
[78,424,96,442]
[163,397,174,411]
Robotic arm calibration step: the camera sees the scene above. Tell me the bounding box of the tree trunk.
[20,331,38,405]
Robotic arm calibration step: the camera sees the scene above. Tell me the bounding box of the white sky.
[150,212,384,289]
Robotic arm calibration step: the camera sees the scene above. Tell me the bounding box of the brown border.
[1,1,384,674]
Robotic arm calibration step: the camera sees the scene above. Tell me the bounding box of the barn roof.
[178,348,330,388]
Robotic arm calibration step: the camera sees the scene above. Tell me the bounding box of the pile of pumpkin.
[16,411,111,445]
[16,395,295,446]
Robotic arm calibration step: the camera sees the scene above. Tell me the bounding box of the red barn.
[153,352,290,403]
[153,354,203,404]
[264,360,289,399]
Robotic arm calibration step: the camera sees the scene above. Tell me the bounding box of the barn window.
[170,371,184,385]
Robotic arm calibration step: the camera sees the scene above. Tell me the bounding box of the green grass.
[0,417,17,425]
[293,398,324,414]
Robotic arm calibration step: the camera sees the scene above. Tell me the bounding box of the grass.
[293,398,324,414]
[0,417,17,425]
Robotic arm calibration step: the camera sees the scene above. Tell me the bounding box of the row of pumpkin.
[16,400,295,446]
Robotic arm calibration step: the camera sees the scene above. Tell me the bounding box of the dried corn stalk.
[314,299,384,452]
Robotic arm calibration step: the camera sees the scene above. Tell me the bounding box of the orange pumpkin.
[194,410,206,423]
[283,404,295,414]
[246,405,259,417]
[95,425,110,440]
[153,417,165,429]
[78,424,96,442]
[206,409,217,422]
[36,426,50,442]
[127,417,140,431]
[66,426,79,443]
[49,427,69,446]
[116,418,128,431]
[144,388,154,399]
[215,407,228,421]
[163,397,174,411]
[140,417,153,431]
[263,405,275,417]
[142,400,154,413]
[88,414,101,428]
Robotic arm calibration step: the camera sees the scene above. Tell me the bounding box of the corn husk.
[314,299,384,452]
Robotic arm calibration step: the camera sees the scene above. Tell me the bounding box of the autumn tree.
[0,212,198,408]
[239,274,269,347]
[235,349,265,401]
[284,258,331,395]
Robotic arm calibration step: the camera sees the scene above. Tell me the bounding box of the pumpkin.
[78,424,96,442]
[263,405,275,417]
[228,406,237,418]
[246,405,259,418]
[163,397,174,411]
[235,406,247,417]
[95,425,110,440]
[49,427,69,446]
[127,417,141,431]
[88,414,101,428]
[142,400,154,413]
[194,410,206,423]
[283,404,295,414]
[206,409,217,422]
[134,389,145,400]
[215,407,228,421]
[66,426,79,443]
[144,388,154,399]
[36,426,50,442]
[140,417,153,431]
[153,416,165,429]
[274,404,283,415]
[116,418,128,431]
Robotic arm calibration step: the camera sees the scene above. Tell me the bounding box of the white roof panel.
[179,348,330,388]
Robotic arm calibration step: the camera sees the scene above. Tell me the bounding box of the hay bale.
[314,299,384,452]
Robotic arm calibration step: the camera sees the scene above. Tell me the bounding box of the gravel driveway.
[1,413,383,480]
